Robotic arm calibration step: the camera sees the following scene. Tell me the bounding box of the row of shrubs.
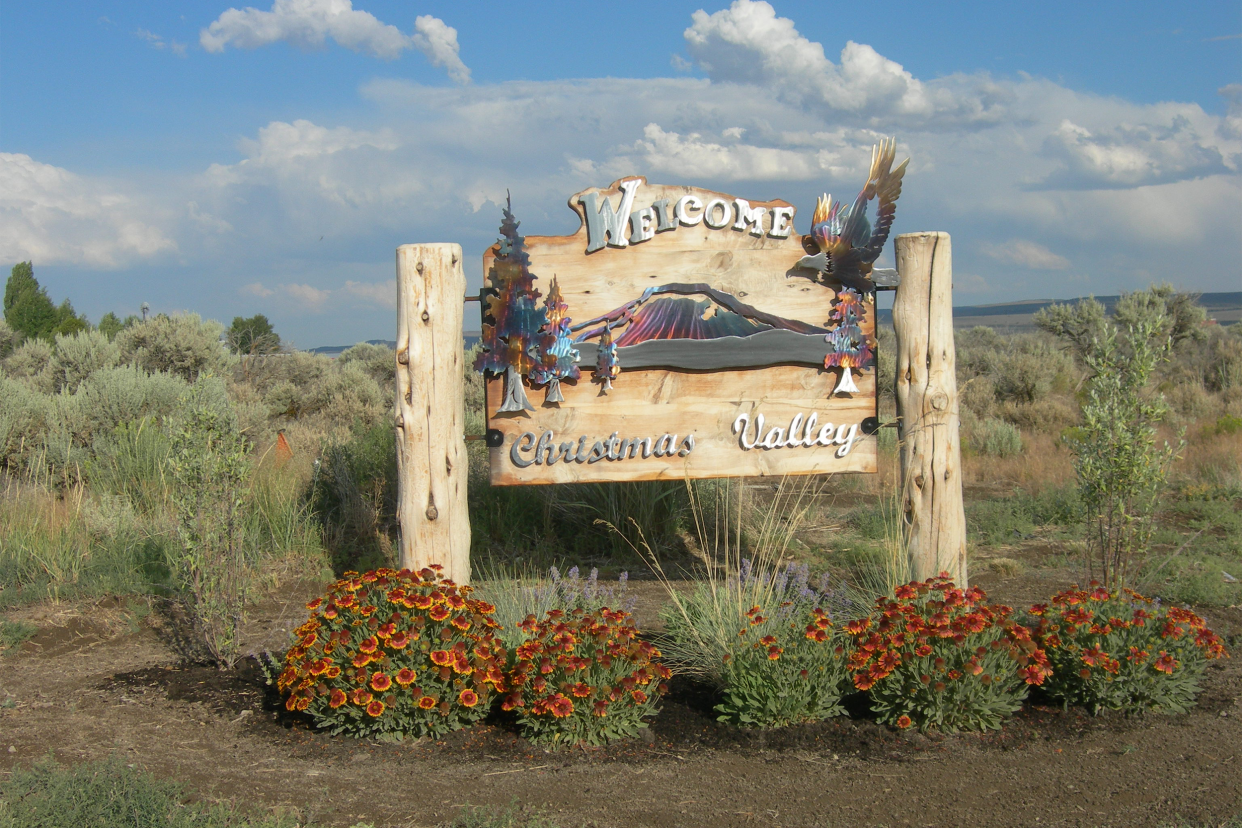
[274,567,1228,745]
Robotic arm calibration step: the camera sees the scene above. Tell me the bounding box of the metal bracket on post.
[872,268,900,291]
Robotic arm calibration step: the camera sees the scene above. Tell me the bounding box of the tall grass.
[0,480,172,608]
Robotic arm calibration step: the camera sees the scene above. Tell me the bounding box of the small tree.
[167,379,252,668]
[474,198,549,413]
[227,314,281,355]
[530,276,580,403]
[1041,288,1181,588]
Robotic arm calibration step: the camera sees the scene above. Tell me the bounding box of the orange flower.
[451,615,472,631]
[428,605,451,621]
[767,646,783,661]
[430,649,452,666]
[549,694,574,718]
[366,700,386,717]
[571,682,592,698]
[631,689,648,704]
[358,637,378,654]
[501,693,523,711]
[325,665,342,679]
[352,653,372,669]
[329,688,347,708]
[395,668,417,686]
[370,672,392,692]
[351,689,373,706]
[459,689,479,708]
[1153,652,1177,674]
[388,632,410,649]
[419,695,438,710]
[896,715,913,729]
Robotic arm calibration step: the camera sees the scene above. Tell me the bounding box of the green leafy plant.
[504,606,668,747]
[0,619,37,655]
[167,379,252,668]
[846,575,1051,733]
[278,566,507,739]
[0,755,301,828]
[1039,287,1189,587]
[714,602,852,728]
[1029,585,1228,715]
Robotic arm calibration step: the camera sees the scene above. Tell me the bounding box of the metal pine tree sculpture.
[823,288,873,394]
[594,324,620,392]
[474,197,549,414]
[530,276,580,404]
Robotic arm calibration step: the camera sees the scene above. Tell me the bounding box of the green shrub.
[51,329,120,393]
[279,567,507,739]
[0,317,20,360]
[1030,585,1228,715]
[1210,414,1242,436]
[505,606,667,746]
[74,365,187,442]
[339,342,395,390]
[965,416,1022,457]
[714,603,852,728]
[0,755,301,828]
[0,375,54,471]
[312,422,398,572]
[116,313,233,382]
[167,378,252,667]
[846,576,1050,733]
[3,338,56,393]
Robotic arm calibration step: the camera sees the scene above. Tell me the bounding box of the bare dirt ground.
[2,558,1240,828]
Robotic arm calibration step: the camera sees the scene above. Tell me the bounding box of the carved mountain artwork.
[476,155,907,485]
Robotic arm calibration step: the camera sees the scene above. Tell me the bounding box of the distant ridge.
[876,291,1241,329]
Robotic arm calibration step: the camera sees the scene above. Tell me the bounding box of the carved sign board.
[476,160,904,485]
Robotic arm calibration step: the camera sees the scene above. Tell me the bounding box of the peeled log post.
[893,232,967,586]
[395,244,471,583]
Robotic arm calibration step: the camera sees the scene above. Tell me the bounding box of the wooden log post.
[893,232,967,586]
[395,244,471,583]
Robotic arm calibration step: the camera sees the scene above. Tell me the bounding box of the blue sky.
[2,1,1239,348]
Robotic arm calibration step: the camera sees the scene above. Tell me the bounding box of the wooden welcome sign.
[475,141,907,485]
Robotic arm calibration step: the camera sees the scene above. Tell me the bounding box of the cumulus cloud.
[200,0,470,83]
[621,123,819,180]
[280,282,331,310]
[1038,117,1233,189]
[343,279,396,307]
[241,282,275,297]
[683,0,1004,125]
[411,15,470,85]
[0,152,176,268]
[978,239,1070,270]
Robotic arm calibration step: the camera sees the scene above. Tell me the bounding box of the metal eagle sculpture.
[796,137,909,293]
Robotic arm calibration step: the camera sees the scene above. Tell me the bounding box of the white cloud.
[200,0,470,83]
[411,15,469,85]
[683,0,1004,125]
[241,281,274,297]
[1039,117,1233,188]
[620,123,819,180]
[0,152,176,268]
[978,239,1070,270]
[135,28,187,56]
[343,279,396,307]
[280,282,331,310]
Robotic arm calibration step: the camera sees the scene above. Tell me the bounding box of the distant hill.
[307,292,1239,353]
[876,291,1241,329]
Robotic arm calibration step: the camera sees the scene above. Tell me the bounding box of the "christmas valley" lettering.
[510,430,696,468]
